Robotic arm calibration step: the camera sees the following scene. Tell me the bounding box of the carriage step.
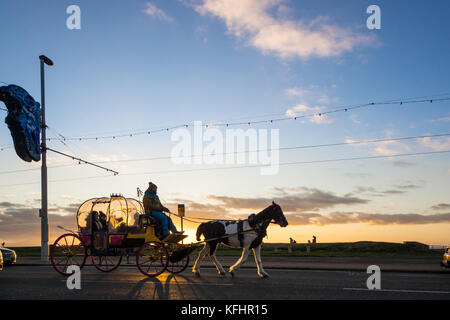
[163,233,188,243]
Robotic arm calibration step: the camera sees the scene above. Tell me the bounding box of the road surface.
[1,264,449,300]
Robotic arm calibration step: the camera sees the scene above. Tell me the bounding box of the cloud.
[0,202,79,246]
[195,25,209,43]
[207,186,368,212]
[373,140,410,156]
[308,113,334,125]
[286,211,450,226]
[285,104,334,124]
[417,137,450,151]
[350,182,423,198]
[381,190,406,195]
[59,195,81,201]
[192,0,374,60]
[285,104,320,115]
[429,116,450,123]
[431,203,450,211]
[0,201,26,208]
[144,2,173,22]
[165,198,233,220]
[350,186,408,198]
[346,133,411,156]
[3,191,449,245]
[164,186,368,224]
[394,184,421,190]
[0,194,15,199]
[391,160,415,167]
[285,87,309,97]
[168,192,450,226]
[285,84,339,119]
[345,172,372,179]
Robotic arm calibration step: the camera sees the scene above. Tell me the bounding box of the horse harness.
[237,214,268,247]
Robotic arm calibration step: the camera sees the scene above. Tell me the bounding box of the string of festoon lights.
[41,95,450,143]
[1,93,449,147]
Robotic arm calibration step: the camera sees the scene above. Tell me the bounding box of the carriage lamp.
[178,204,185,217]
[178,204,185,243]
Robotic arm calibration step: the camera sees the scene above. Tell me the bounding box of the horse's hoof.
[259,273,270,278]
[218,271,226,276]
[193,271,201,277]
[229,270,235,277]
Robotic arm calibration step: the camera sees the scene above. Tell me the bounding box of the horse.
[192,201,288,278]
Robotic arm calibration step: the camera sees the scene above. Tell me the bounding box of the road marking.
[343,288,450,294]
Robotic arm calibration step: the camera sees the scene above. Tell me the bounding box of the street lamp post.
[39,55,53,261]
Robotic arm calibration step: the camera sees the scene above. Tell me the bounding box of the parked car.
[441,246,450,267]
[0,247,17,265]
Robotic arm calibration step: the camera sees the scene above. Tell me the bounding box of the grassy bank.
[253,241,442,258]
[11,241,444,259]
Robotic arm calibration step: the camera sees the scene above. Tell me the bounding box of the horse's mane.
[252,203,277,224]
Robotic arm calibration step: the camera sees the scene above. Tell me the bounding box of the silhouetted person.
[143,182,180,239]
[99,211,108,231]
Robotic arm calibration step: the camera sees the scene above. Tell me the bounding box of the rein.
[167,209,280,225]
[158,204,283,245]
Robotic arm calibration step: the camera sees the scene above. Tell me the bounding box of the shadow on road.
[127,273,210,300]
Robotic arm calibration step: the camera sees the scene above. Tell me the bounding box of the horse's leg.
[192,243,209,277]
[229,246,250,276]
[209,243,226,276]
[253,245,270,278]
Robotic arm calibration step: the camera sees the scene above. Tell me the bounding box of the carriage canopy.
[77,195,144,234]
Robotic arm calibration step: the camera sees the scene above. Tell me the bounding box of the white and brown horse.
[192,201,288,278]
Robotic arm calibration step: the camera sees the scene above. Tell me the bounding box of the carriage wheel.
[51,233,87,276]
[92,255,122,272]
[166,255,190,274]
[136,242,168,277]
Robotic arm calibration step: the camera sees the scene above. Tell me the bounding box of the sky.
[0,0,449,246]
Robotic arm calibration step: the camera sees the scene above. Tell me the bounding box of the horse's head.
[269,201,288,227]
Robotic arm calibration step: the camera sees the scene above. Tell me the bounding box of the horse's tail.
[196,223,207,241]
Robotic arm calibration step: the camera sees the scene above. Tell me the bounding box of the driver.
[143,182,181,239]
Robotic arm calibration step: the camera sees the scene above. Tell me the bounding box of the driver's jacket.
[143,189,165,215]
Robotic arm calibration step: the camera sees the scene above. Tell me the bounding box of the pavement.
[14,255,450,274]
